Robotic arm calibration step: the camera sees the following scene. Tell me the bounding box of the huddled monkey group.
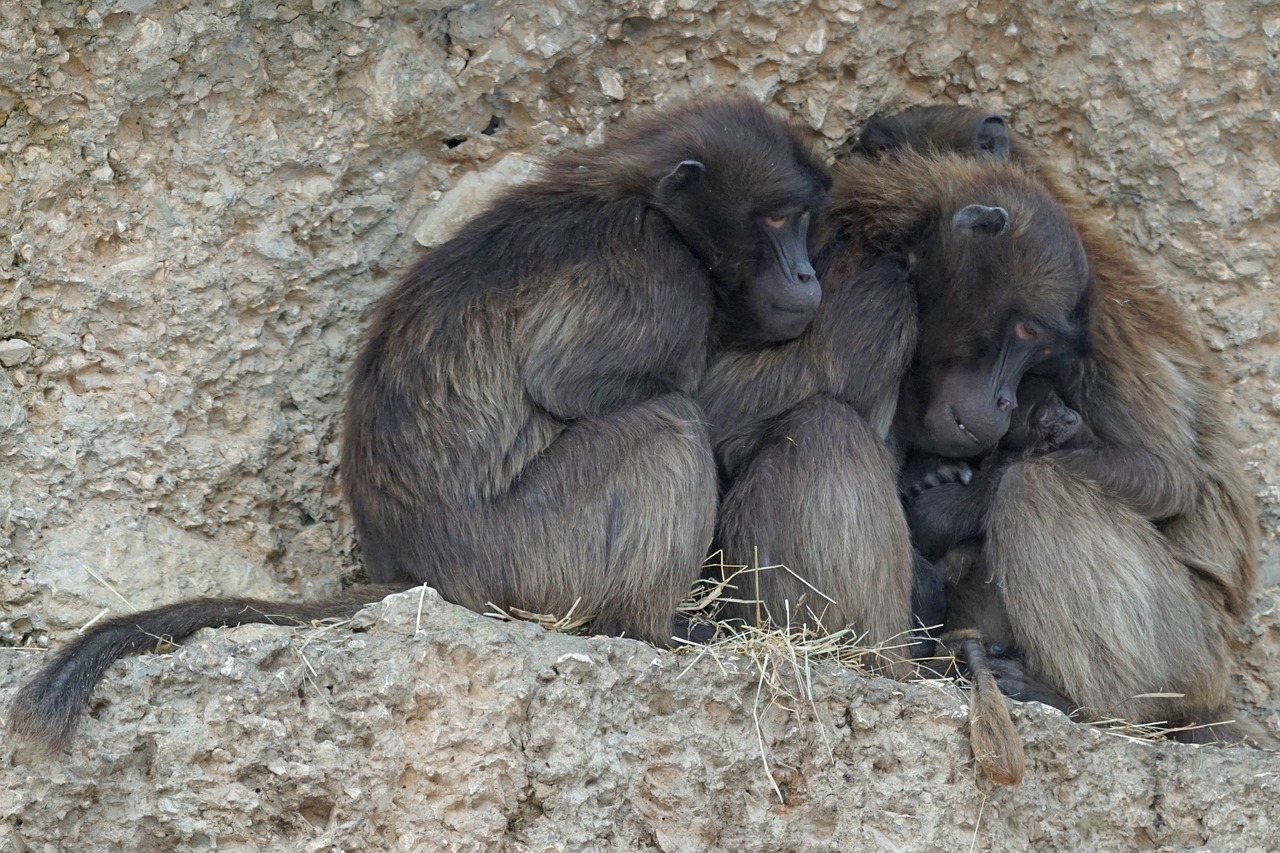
[10,96,1260,754]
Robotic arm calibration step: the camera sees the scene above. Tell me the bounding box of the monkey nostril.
[796,272,811,283]
[997,396,1012,412]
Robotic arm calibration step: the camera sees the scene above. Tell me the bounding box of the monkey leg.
[469,392,716,646]
[909,550,947,659]
[983,458,1233,726]
[714,396,914,656]
[945,568,1074,715]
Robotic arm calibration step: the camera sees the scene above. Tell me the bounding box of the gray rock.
[0,340,33,368]
[4,590,1280,852]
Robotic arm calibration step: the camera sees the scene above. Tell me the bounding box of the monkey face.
[742,206,822,341]
[651,101,831,344]
[1003,375,1082,452]
[658,164,827,344]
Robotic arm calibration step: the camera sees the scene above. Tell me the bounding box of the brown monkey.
[698,202,930,663]
[909,375,1091,709]
[9,97,831,752]
[860,107,1258,741]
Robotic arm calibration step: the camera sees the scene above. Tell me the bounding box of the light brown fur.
[856,108,1258,738]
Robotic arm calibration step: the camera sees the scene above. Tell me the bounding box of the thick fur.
[699,234,918,658]
[8,586,409,753]
[10,97,831,752]
[863,107,1258,738]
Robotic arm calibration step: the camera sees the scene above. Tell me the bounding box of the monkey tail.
[947,628,1025,786]
[7,582,412,754]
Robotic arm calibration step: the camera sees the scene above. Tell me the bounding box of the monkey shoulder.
[801,249,917,413]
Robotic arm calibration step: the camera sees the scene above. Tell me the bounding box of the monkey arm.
[1057,291,1210,522]
[526,365,682,421]
[1048,445,1199,521]
[524,317,691,421]
[699,348,820,478]
[812,249,918,418]
[523,249,711,422]
[906,473,997,561]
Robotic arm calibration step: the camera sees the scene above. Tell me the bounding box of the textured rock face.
[2,0,1279,848]
[5,590,1280,852]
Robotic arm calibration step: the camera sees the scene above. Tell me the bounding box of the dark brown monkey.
[9,97,831,752]
[908,376,1090,708]
[859,107,1258,741]
[1000,376,1086,454]
[698,208,929,663]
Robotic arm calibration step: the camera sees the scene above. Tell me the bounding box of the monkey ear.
[974,116,1011,160]
[657,159,706,199]
[953,204,1010,236]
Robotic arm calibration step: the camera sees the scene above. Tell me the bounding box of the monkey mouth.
[769,301,815,318]
[951,408,985,446]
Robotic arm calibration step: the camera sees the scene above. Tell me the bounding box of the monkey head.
[1002,375,1082,453]
[899,176,1089,458]
[852,106,1089,456]
[858,105,1014,162]
[647,100,831,344]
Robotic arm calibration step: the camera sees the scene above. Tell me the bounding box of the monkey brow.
[1031,313,1083,344]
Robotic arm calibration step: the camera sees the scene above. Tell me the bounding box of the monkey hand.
[900,453,975,498]
[905,479,988,561]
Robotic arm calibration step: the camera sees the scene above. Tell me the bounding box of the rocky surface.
[2,0,1279,849]
[4,589,1280,852]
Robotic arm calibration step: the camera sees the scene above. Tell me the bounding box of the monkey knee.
[988,458,1052,508]
[779,397,892,458]
[988,459,1114,543]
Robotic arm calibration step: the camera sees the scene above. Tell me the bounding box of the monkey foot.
[983,651,1075,715]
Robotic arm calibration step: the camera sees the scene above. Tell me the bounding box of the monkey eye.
[764,215,787,230]
[1013,322,1038,341]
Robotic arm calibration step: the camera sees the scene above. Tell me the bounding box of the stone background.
[2,1,1279,849]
